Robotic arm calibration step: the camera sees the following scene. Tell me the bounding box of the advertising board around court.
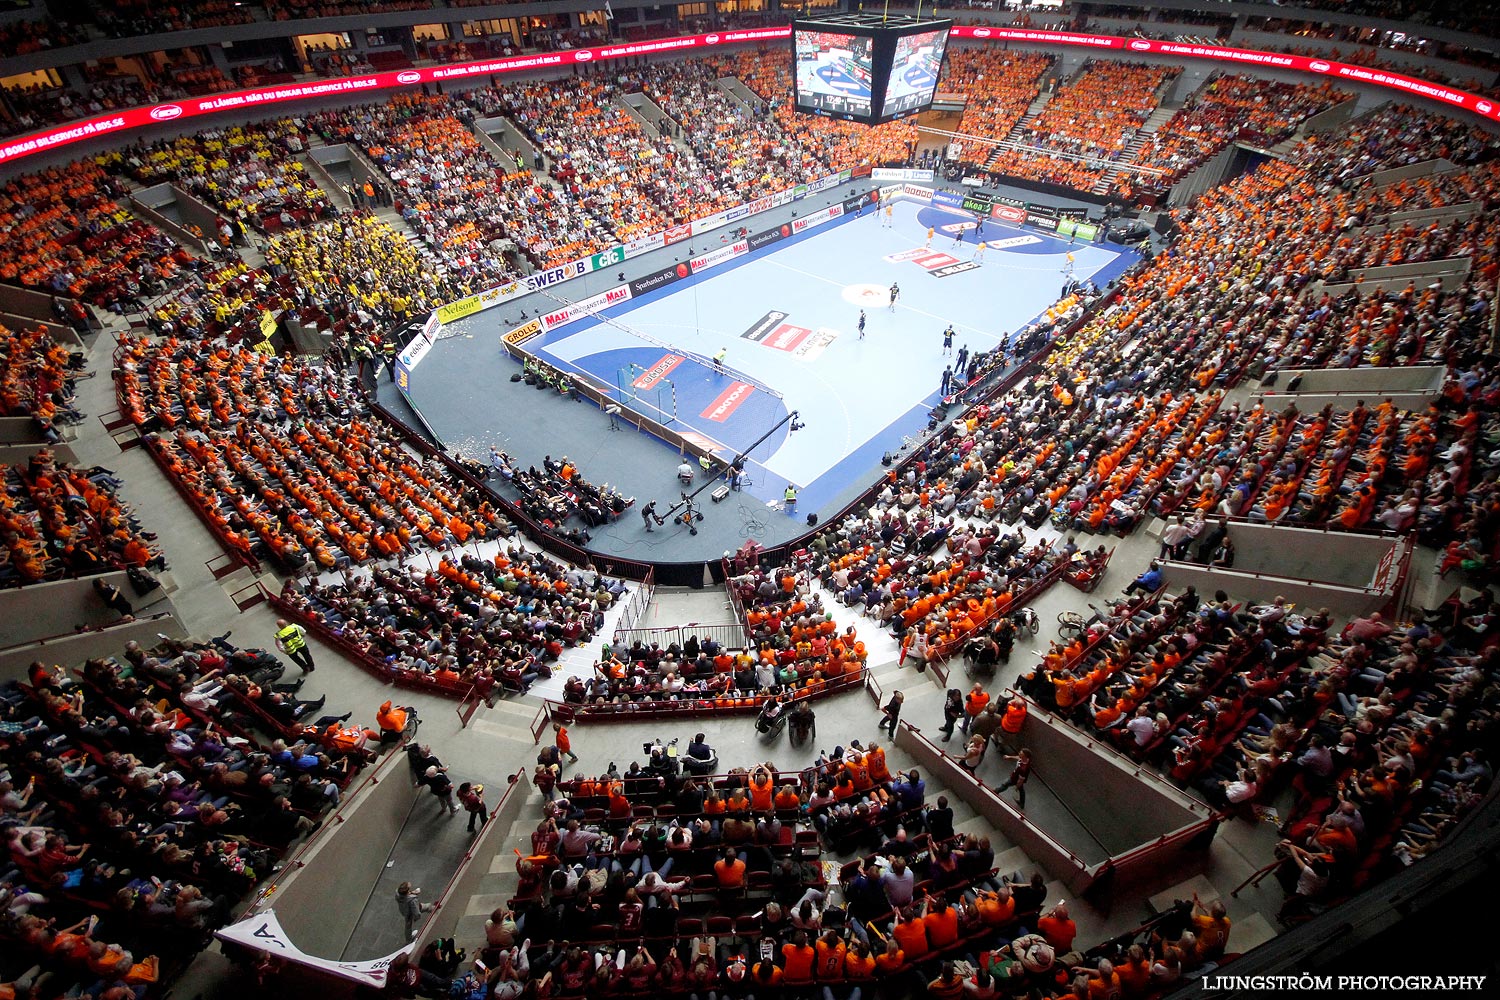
[540,284,634,332]
[872,167,935,182]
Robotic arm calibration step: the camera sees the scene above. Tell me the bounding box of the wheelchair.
[755,700,789,741]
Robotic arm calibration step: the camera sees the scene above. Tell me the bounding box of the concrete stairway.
[981,91,1055,171]
[451,815,529,945]
[718,76,764,112]
[1091,103,1179,195]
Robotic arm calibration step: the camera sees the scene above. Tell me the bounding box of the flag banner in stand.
[217,911,407,989]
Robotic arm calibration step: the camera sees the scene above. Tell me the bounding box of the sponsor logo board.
[540,284,632,331]
[436,294,483,324]
[747,225,789,252]
[689,240,747,273]
[502,319,543,346]
[701,381,755,422]
[150,104,184,120]
[524,258,589,292]
[590,246,624,269]
[790,204,843,234]
[910,251,960,270]
[623,232,665,258]
[1129,39,1152,51]
[871,167,935,182]
[991,204,1027,223]
[397,71,422,84]
[634,354,683,389]
[740,310,790,343]
[931,190,965,210]
[629,264,684,297]
[664,223,693,245]
[792,327,838,362]
[691,210,731,236]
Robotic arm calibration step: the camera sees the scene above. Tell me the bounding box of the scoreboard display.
[792,14,952,126]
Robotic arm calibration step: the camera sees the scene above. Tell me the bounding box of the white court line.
[760,256,1009,349]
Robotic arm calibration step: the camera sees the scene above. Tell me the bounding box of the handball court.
[403,194,1139,563]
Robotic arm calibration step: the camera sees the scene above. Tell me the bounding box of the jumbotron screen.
[792,16,952,125]
[881,27,949,118]
[794,28,876,120]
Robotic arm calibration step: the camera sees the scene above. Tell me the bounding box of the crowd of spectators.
[460,728,1243,999]
[463,79,673,241]
[278,546,621,694]
[137,259,289,347]
[265,0,433,20]
[0,18,87,54]
[115,335,508,571]
[106,120,333,234]
[626,63,800,217]
[0,162,203,313]
[0,77,161,141]
[1129,75,1344,191]
[263,212,472,334]
[0,629,369,1000]
[0,320,84,433]
[0,450,163,588]
[940,47,1054,174]
[92,0,253,37]
[812,507,1070,668]
[312,94,605,275]
[987,60,1178,191]
[1023,574,1498,922]
[718,50,922,174]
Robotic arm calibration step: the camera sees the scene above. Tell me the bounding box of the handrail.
[899,720,1092,874]
[0,610,176,656]
[412,768,526,942]
[241,743,408,917]
[609,566,655,642]
[543,668,866,721]
[611,621,750,652]
[528,702,551,744]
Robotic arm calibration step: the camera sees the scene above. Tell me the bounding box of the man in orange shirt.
[891,903,930,960]
[813,930,845,979]
[713,848,747,888]
[923,894,961,949]
[781,930,816,981]
[962,683,991,734]
[1037,901,1076,954]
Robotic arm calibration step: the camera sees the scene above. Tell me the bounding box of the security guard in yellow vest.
[783,485,797,507]
[274,618,315,673]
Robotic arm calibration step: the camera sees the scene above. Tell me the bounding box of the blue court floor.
[518,199,1138,510]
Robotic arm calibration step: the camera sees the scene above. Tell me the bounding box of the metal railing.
[611,620,750,652]
[609,566,656,642]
